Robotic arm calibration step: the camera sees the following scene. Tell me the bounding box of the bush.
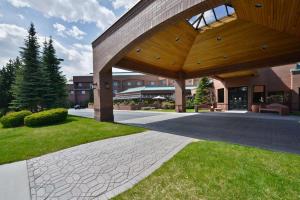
[0,110,32,128]
[161,101,175,109]
[24,108,68,127]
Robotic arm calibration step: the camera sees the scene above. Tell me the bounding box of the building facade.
[68,72,199,106]
[213,64,300,112]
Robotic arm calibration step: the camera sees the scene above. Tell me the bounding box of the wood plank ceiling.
[121,0,300,78]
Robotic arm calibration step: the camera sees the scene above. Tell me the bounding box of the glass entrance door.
[228,86,248,110]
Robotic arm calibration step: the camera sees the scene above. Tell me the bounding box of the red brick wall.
[213,64,299,111]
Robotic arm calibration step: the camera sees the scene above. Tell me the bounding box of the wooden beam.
[116,58,179,79]
[185,51,300,78]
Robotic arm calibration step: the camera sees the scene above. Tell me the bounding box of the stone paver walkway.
[27,131,192,200]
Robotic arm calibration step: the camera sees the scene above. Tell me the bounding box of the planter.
[251,104,260,113]
[114,104,140,110]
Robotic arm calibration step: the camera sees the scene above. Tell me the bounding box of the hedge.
[24,108,68,127]
[0,110,32,128]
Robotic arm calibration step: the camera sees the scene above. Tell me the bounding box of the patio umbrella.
[153,96,166,100]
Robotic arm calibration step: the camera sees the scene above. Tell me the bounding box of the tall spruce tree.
[10,23,47,111]
[0,58,21,109]
[41,37,67,107]
[194,77,212,105]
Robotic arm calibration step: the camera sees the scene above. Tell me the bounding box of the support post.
[94,68,114,122]
[175,75,186,112]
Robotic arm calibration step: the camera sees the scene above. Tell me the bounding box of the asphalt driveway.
[70,109,300,154]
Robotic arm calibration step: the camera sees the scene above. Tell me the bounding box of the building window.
[217,88,224,103]
[70,90,74,94]
[267,91,285,104]
[113,81,119,86]
[160,80,166,86]
[253,85,265,104]
[127,82,132,86]
[150,81,155,86]
[137,81,143,86]
[78,83,82,87]
[89,83,93,89]
[113,90,118,94]
[81,90,86,94]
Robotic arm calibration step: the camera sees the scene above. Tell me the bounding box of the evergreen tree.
[41,37,67,107]
[0,58,21,109]
[10,23,46,111]
[194,77,212,105]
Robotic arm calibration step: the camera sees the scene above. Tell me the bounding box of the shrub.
[24,108,68,127]
[161,101,175,109]
[0,110,32,128]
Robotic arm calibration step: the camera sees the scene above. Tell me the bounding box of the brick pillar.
[94,68,114,122]
[175,76,186,112]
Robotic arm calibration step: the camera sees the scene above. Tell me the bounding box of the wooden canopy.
[114,0,300,79]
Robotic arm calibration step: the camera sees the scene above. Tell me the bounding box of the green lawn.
[115,141,300,200]
[0,116,145,165]
[291,111,300,116]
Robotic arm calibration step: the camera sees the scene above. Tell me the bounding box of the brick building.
[213,64,300,112]
[68,72,199,106]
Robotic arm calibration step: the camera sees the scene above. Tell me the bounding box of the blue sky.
[0,0,139,79]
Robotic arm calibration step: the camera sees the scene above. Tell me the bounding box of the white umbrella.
[153,96,166,100]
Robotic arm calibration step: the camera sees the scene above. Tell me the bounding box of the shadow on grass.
[28,117,78,128]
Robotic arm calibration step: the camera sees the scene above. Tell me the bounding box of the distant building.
[67,72,199,106]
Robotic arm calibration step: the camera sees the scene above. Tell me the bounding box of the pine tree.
[194,77,212,105]
[42,37,67,107]
[0,58,21,109]
[10,23,46,111]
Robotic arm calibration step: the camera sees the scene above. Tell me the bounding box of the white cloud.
[7,0,117,30]
[0,23,92,78]
[18,14,25,20]
[53,23,86,40]
[111,0,140,10]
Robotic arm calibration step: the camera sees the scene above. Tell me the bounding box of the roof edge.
[92,0,153,48]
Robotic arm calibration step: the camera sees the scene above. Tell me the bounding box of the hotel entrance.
[228,87,248,110]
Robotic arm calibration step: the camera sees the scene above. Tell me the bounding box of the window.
[78,83,82,87]
[253,85,265,104]
[217,88,224,103]
[127,82,132,86]
[160,80,166,86]
[70,90,74,94]
[267,91,284,104]
[89,83,93,89]
[150,81,155,86]
[81,90,86,94]
[113,90,118,94]
[113,81,119,86]
[137,81,143,86]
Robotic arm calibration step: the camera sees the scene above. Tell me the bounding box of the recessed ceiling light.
[223,55,228,59]
[197,61,201,64]
[136,48,141,53]
[261,44,268,50]
[255,3,263,8]
[155,55,160,60]
[217,36,222,41]
[175,36,180,42]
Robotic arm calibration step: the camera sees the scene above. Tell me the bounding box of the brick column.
[94,68,114,122]
[175,76,186,113]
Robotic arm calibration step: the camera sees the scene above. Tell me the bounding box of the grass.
[0,116,145,165]
[115,141,300,200]
[291,111,300,116]
[141,109,209,113]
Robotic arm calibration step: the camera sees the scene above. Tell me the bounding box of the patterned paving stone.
[27,131,192,199]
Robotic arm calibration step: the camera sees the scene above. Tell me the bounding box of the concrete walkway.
[0,131,192,200]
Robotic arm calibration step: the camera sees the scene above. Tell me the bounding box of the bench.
[259,103,289,115]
